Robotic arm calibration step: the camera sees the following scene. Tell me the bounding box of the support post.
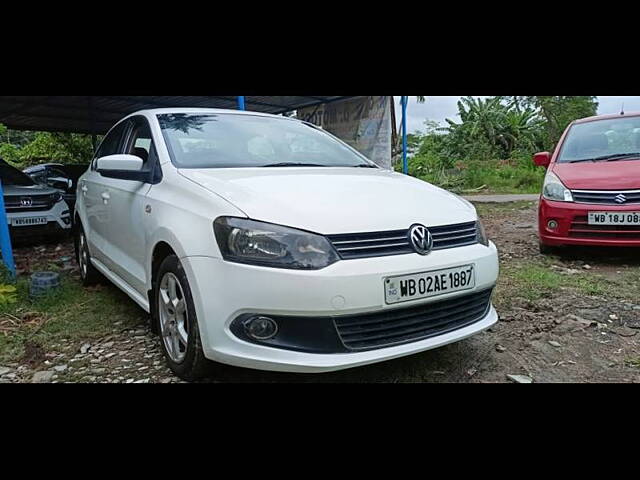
[237,96,246,111]
[0,179,16,278]
[402,96,409,174]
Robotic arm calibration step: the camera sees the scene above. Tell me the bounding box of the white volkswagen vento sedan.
[75,108,499,381]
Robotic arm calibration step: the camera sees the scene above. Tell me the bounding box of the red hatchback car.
[534,112,640,254]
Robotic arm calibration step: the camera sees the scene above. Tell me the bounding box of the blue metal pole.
[237,96,246,111]
[402,96,409,174]
[0,179,16,278]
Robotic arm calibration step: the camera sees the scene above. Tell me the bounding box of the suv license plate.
[384,264,476,304]
[11,217,48,227]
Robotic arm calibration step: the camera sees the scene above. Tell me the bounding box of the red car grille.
[569,216,640,240]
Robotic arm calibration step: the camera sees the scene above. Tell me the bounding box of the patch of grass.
[506,263,563,301]
[0,274,146,364]
[497,259,613,305]
[416,159,545,195]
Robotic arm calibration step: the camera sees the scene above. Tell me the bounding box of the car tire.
[154,255,213,382]
[75,224,102,286]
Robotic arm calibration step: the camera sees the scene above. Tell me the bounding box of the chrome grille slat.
[431,227,476,237]
[571,189,640,205]
[331,236,407,245]
[337,242,410,252]
[327,221,479,259]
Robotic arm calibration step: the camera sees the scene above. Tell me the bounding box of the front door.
[100,116,158,295]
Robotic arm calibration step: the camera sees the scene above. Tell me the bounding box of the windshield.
[157,113,374,169]
[558,116,640,163]
[0,161,36,186]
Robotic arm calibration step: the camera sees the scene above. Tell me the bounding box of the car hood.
[179,167,476,234]
[553,160,640,190]
[2,184,59,197]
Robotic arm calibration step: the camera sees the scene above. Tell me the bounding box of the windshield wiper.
[353,163,378,168]
[600,153,640,162]
[570,153,640,163]
[263,162,326,168]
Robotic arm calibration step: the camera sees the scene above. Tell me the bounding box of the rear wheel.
[75,224,102,286]
[154,255,213,382]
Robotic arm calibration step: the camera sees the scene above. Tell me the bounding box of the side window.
[93,120,130,169]
[124,117,155,167]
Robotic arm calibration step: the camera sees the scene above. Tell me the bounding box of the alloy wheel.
[159,272,189,363]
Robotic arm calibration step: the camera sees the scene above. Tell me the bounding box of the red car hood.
[553,160,640,190]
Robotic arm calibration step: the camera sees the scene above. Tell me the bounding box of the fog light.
[243,316,278,340]
[547,220,558,230]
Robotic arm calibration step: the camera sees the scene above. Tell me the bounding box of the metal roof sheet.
[0,96,355,134]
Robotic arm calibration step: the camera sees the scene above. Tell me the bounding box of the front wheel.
[154,255,213,382]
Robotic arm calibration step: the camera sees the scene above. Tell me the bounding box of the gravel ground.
[2,201,640,383]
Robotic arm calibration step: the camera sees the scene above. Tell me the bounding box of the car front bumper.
[6,202,72,240]
[539,198,640,247]
[181,241,500,373]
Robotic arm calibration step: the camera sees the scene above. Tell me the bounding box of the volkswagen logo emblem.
[615,194,627,204]
[409,224,433,255]
[20,197,33,207]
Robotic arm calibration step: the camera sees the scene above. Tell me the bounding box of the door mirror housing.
[96,154,151,182]
[533,152,551,168]
[49,176,73,191]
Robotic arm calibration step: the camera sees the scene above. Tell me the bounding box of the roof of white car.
[131,107,289,120]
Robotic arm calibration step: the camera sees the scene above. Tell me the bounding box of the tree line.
[402,96,598,193]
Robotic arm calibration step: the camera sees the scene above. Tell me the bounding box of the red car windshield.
[558,116,640,163]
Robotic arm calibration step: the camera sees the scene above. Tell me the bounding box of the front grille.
[327,221,478,259]
[334,288,493,351]
[572,189,640,205]
[569,215,640,240]
[4,194,56,213]
[430,221,478,250]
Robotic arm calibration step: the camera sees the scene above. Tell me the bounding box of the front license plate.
[11,217,48,227]
[385,264,476,304]
[588,212,640,226]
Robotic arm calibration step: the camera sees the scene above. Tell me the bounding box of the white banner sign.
[297,96,392,169]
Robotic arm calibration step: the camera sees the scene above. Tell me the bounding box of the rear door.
[81,119,131,263]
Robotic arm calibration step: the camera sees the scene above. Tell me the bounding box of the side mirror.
[96,154,150,182]
[533,152,551,168]
[49,176,73,191]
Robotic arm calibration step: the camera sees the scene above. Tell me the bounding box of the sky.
[393,96,640,134]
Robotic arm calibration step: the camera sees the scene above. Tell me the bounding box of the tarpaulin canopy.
[0,96,355,135]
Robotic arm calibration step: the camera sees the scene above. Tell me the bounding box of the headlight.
[213,217,339,270]
[542,172,573,202]
[476,219,490,247]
